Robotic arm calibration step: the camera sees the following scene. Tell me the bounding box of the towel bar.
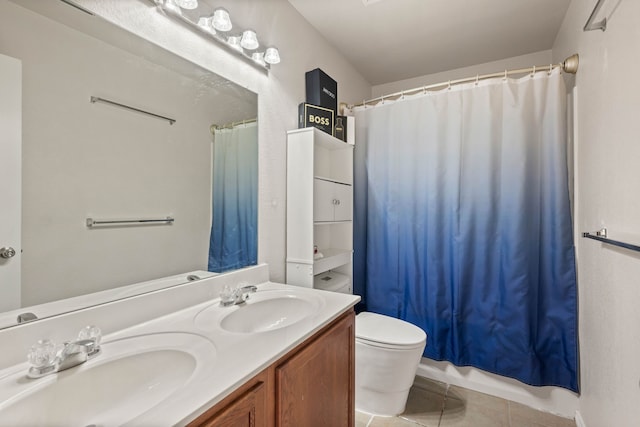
[582,228,640,252]
[584,0,607,32]
[86,217,174,227]
[90,96,176,125]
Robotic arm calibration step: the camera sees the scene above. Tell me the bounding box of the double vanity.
[1,2,359,425]
[0,265,360,426]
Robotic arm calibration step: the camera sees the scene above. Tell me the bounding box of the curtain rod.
[210,118,257,133]
[346,54,579,110]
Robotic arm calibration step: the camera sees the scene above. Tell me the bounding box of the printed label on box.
[298,103,335,136]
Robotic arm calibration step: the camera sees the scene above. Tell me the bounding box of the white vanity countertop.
[0,281,360,426]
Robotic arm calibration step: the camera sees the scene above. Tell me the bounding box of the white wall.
[0,2,257,305]
[371,50,552,98]
[553,1,640,426]
[70,0,371,284]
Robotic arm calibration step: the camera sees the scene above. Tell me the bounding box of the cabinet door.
[333,183,352,222]
[275,312,355,427]
[314,178,336,222]
[189,374,269,427]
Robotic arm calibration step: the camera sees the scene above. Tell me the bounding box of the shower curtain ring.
[548,64,553,76]
[447,80,451,90]
[531,65,536,77]
[475,74,479,86]
[401,91,405,100]
[503,70,508,81]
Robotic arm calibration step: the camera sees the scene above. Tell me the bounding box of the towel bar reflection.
[86,217,175,228]
[90,96,176,125]
[582,228,640,252]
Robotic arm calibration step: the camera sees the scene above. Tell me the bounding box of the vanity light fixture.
[161,0,182,15]
[197,16,215,33]
[212,8,232,32]
[240,29,259,50]
[251,52,266,67]
[152,1,280,71]
[175,0,198,9]
[227,36,243,52]
[264,47,281,65]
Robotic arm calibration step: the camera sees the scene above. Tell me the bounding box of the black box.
[299,103,334,136]
[305,68,337,114]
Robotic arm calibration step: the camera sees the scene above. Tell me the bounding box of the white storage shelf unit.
[286,127,353,289]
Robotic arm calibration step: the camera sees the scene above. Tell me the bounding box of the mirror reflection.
[0,1,258,328]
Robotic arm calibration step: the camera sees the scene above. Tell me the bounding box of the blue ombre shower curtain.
[208,122,258,272]
[353,69,578,391]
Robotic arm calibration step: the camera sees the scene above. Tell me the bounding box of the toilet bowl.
[355,312,427,416]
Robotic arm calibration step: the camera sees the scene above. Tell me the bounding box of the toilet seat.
[356,312,426,350]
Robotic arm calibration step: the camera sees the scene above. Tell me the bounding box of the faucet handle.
[27,339,58,369]
[77,325,102,357]
[220,284,238,306]
[77,325,102,345]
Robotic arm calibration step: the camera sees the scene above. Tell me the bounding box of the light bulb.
[240,30,259,50]
[212,8,232,32]
[227,36,243,52]
[264,47,280,65]
[197,16,215,33]
[175,0,198,9]
[163,0,182,15]
[251,52,266,66]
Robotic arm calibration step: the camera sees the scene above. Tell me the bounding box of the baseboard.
[416,358,578,419]
[574,410,586,427]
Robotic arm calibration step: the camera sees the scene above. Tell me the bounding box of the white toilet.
[355,312,427,416]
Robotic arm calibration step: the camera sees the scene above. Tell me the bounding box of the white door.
[0,53,21,311]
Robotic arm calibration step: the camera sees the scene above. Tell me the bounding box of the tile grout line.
[435,383,451,427]
[405,379,575,427]
[365,413,373,427]
[398,414,430,426]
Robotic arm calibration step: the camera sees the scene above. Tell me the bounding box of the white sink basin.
[195,289,324,334]
[0,332,216,426]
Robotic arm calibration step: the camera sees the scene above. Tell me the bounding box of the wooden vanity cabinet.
[275,309,354,426]
[188,370,271,427]
[188,310,355,427]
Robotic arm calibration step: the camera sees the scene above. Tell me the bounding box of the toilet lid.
[356,312,427,348]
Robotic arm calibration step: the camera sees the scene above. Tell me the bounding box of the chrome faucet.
[27,326,102,379]
[220,284,258,306]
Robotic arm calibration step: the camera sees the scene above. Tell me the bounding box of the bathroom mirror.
[0,1,258,328]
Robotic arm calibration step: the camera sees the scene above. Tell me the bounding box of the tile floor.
[355,377,575,427]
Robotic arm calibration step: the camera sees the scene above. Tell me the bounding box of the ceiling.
[287,0,572,85]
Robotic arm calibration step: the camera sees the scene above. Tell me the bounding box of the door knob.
[0,247,16,259]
